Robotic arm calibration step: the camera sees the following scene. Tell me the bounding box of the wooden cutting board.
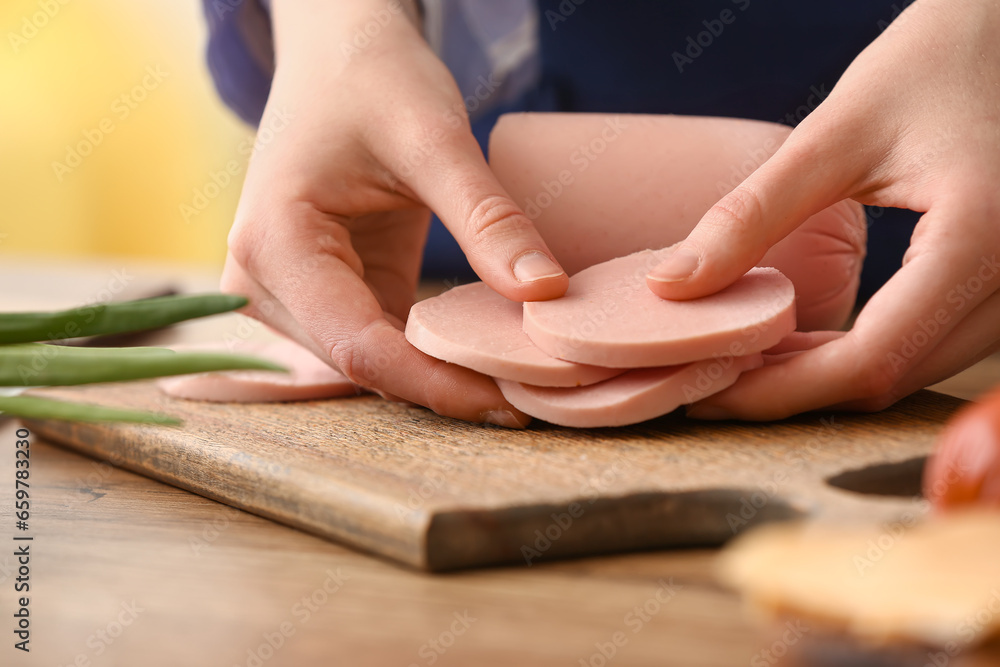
[23,383,963,571]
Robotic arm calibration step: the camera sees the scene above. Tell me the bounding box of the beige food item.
[718,511,1000,648]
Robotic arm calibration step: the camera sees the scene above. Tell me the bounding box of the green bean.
[0,293,249,344]
[1,344,286,387]
[0,395,180,424]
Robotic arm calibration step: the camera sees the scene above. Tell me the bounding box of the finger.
[761,331,848,366]
[220,250,332,361]
[345,209,431,323]
[380,122,569,302]
[764,331,847,355]
[646,114,869,301]
[836,286,1000,411]
[686,201,1000,420]
[225,219,530,426]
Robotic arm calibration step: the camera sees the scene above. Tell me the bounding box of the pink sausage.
[489,112,865,332]
[405,282,622,387]
[497,354,763,428]
[522,249,796,368]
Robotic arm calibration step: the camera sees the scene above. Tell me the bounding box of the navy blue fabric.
[422,0,918,304]
[201,0,272,126]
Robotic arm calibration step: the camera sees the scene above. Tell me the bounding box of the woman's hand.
[222,0,568,426]
[647,0,1000,420]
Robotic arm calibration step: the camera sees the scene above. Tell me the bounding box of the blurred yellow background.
[1,0,253,266]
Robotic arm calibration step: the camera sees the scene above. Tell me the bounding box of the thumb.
[646,126,860,301]
[401,130,568,302]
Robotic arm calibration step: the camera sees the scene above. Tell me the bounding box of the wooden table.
[0,259,996,667]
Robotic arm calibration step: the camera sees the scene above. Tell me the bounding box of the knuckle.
[218,263,243,297]
[703,187,766,244]
[227,217,268,278]
[422,390,462,419]
[465,194,529,242]
[327,335,368,387]
[851,346,903,404]
[327,321,403,388]
[219,252,268,320]
[853,392,904,413]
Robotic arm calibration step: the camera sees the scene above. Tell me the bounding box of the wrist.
[271,0,422,64]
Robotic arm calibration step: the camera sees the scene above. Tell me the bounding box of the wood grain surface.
[23,383,964,571]
[3,261,998,666]
[0,428,767,667]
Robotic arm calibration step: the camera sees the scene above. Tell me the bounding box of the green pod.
[0,395,180,424]
[0,343,286,387]
[0,293,249,344]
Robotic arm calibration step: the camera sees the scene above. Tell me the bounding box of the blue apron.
[422,0,917,304]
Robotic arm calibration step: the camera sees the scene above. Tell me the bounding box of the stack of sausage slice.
[160,248,795,428]
[405,249,796,427]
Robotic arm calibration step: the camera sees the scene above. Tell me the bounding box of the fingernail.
[513,252,564,283]
[647,247,700,283]
[685,404,735,421]
[483,409,523,429]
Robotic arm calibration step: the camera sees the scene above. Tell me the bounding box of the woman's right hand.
[222,0,568,426]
